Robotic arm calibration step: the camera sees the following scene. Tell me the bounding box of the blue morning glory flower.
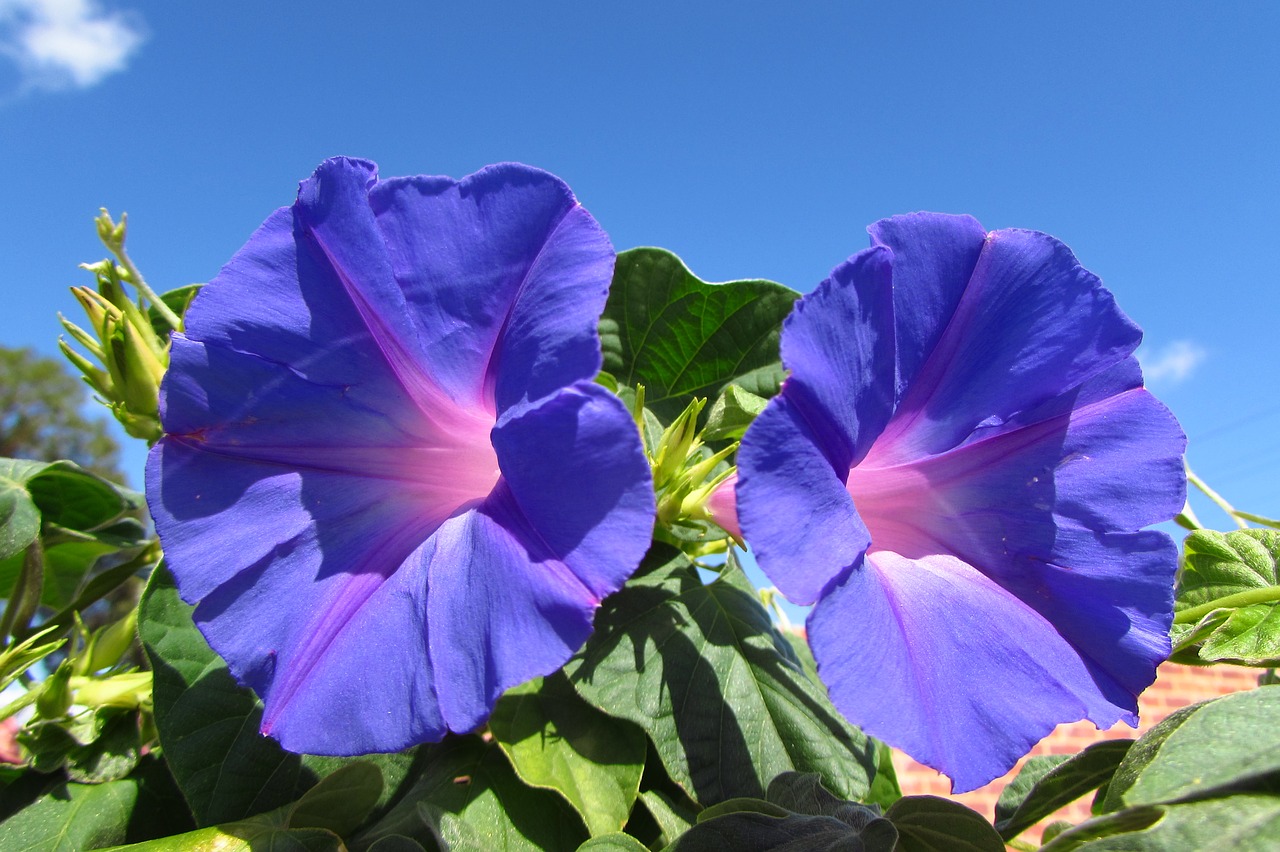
[146,158,655,755]
[736,213,1186,792]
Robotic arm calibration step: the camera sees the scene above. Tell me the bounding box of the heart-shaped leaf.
[564,547,875,805]
[600,248,798,425]
[356,735,586,852]
[490,673,645,837]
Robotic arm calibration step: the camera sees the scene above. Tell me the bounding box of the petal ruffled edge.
[738,394,869,606]
[808,551,1103,793]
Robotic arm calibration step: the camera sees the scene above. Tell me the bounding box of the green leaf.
[125,755,198,843]
[0,458,45,561]
[366,837,430,852]
[1100,703,1204,813]
[636,787,698,848]
[865,740,903,809]
[563,545,875,805]
[29,545,158,642]
[287,761,384,838]
[1112,686,1280,809]
[300,750,423,830]
[102,819,344,851]
[1035,806,1165,851]
[41,541,124,608]
[763,773,875,823]
[696,797,791,821]
[0,625,65,692]
[105,762,377,851]
[150,284,202,338]
[138,563,312,825]
[885,796,1005,852]
[22,461,136,532]
[669,811,895,852]
[665,777,898,852]
[780,630,819,684]
[576,834,652,852]
[1173,529,1280,665]
[702,385,769,442]
[1047,795,1280,851]
[993,740,1134,840]
[64,709,144,783]
[0,538,139,612]
[490,672,645,836]
[0,458,142,637]
[600,248,799,424]
[0,774,137,851]
[356,735,586,852]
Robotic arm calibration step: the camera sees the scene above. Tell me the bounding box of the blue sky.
[1,0,1278,528]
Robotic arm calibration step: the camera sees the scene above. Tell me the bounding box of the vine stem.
[1174,586,1280,623]
[106,224,183,331]
[1186,463,1247,529]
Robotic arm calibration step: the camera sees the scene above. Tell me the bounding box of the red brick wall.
[894,662,1261,841]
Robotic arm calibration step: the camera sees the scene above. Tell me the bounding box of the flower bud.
[70,284,117,340]
[68,671,153,710]
[95,208,128,251]
[58,338,116,400]
[111,317,164,418]
[111,400,164,442]
[35,661,74,720]
[652,398,705,488]
[79,610,138,674]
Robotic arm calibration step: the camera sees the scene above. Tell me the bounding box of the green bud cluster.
[58,209,182,444]
[640,391,740,548]
[27,610,152,725]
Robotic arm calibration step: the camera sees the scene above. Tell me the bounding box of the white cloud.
[0,0,145,92]
[1138,339,1207,385]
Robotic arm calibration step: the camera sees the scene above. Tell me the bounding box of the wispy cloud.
[1138,339,1207,385]
[0,0,145,93]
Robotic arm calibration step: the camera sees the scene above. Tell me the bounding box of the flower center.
[401,399,503,527]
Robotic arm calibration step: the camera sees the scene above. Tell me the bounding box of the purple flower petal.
[736,396,868,606]
[148,158,653,755]
[423,493,606,733]
[738,213,1185,791]
[808,551,1099,794]
[368,164,615,411]
[736,247,895,605]
[491,383,655,601]
[777,246,897,466]
[872,225,1143,464]
[868,213,987,396]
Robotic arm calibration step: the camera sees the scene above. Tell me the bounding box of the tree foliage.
[0,346,123,484]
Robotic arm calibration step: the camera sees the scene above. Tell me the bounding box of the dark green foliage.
[994,740,1134,840]
[599,248,798,425]
[563,547,877,805]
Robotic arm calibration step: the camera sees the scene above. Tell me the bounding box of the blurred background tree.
[0,344,125,483]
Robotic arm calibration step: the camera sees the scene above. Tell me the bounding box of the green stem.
[1175,499,1202,531]
[13,544,158,643]
[0,540,43,642]
[0,688,38,722]
[1175,585,1280,623]
[113,247,183,332]
[1006,839,1037,852]
[1186,464,1247,529]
